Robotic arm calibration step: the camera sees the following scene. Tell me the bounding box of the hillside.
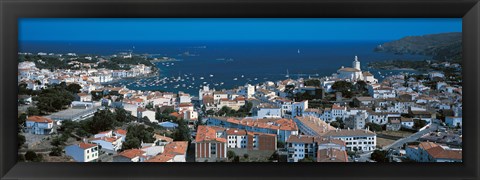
[374,32,462,62]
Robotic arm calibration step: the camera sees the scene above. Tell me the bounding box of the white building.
[331,104,347,121]
[213,91,229,104]
[286,135,347,162]
[406,142,462,162]
[89,130,124,152]
[206,117,298,143]
[113,149,148,162]
[445,116,462,127]
[345,111,367,130]
[291,100,308,117]
[137,108,157,123]
[335,56,364,82]
[178,92,192,104]
[65,142,99,162]
[25,116,54,135]
[370,86,396,99]
[400,117,414,129]
[255,107,282,119]
[246,84,255,98]
[226,129,249,149]
[323,128,376,152]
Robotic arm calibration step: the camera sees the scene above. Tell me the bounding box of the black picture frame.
[1,0,479,180]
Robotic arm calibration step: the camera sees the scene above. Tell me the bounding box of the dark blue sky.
[19,18,462,42]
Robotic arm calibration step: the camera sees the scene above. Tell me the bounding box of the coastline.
[101,67,161,86]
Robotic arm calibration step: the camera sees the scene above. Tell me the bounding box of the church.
[335,56,377,83]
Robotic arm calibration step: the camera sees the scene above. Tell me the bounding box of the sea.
[19,40,430,96]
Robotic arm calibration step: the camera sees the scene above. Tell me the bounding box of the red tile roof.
[78,142,97,149]
[90,136,120,143]
[153,134,174,143]
[317,148,348,162]
[97,130,112,135]
[26,116,53,123]
[226,129,247,136]
[418,142,439,150]
[118,149,146,159]
[286,135,315,144]
[323,129,376,137]
[179,103,193,107]
[426,146,462,160]
[163,141,188,155]
[196,125,227,143]
[145,153,175,162]
[315,137,346,147]
[213,117,298,131]
[169,112,183,119]
[114,129,127,135]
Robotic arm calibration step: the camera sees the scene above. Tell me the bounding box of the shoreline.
[101,68,160,86]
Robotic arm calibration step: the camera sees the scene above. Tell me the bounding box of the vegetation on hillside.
[374,32,462,62]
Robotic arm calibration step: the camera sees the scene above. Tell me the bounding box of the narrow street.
[382,122,440,150]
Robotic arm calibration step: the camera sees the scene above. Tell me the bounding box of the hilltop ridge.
[374,32,462,62]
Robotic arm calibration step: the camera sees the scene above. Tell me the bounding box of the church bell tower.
[353,55,361,70]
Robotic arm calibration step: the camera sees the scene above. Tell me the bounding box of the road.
[354,152,373,162]
[382,122,440,150]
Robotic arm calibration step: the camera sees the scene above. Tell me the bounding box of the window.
[87,150,89,153]
[211,144,216,155]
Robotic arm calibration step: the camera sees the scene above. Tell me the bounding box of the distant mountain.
[374,32,462,62]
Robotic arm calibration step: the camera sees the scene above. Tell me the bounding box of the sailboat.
[297,49,300,54]
[285,69,290,78]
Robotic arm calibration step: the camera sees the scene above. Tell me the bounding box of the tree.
[50,136,65,146]
[268,151,279,161]
[89,109,116,134]
[18,154,26,162]
[354,80,368,93]
[35,86,75,114]
[332,81,353,93]
[122,124,156,150]
[34,154,44,162]
[122,137,141,150]
[365,122,383,132]
[370,150,388,162]
[330,121,341,128]
[49,147,63,156]
[413,119,427,129]
[206,109,215,116]
[173,119,190,141]
[27,107,40,116]
[18,83,33,95]
[18,134,26,149]
[332,118,346,129]
[115,108,131,123]
[227,150,236,160]
[145,102,154,110]
[233,155,240,162]
[161,107,175,115]
[277,141,285,148]
[66,83,82,94]
[304,79,321,87]
[294,92,315,101]
[217,106,234,116]
[18,113,27,132]
[25,151,38,161]
[298,157,315,162]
